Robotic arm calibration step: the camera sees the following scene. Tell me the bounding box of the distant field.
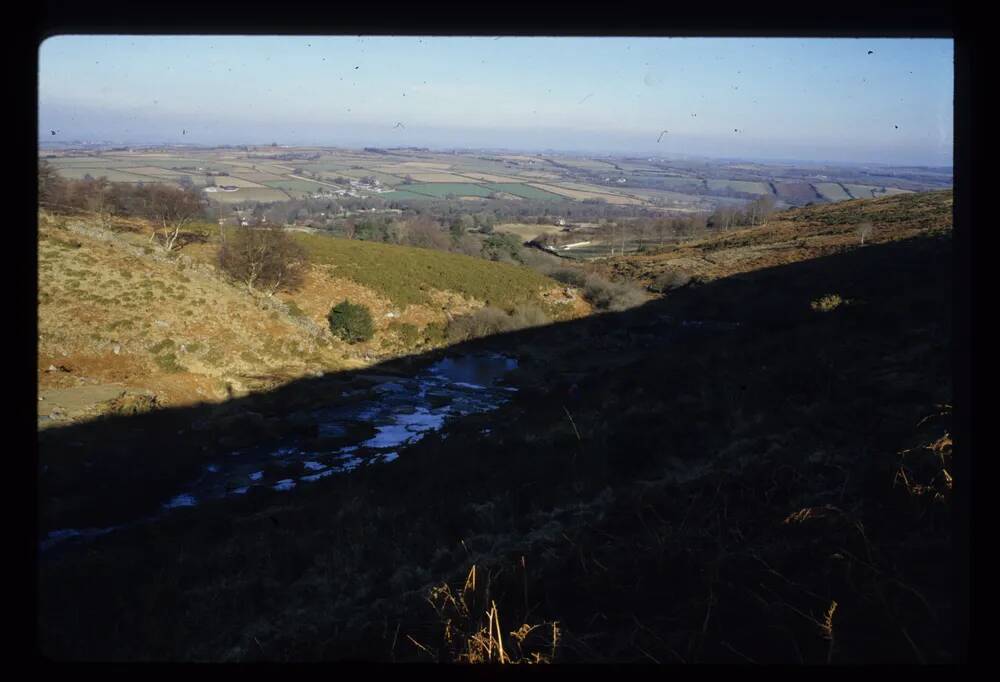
[455,172,524,183]
[378,190,436,201]
[814,182,853,202]
[123,166,190,178]
[261,179,328,193]
[532,182,644,205]
[706,179,773,195]
[395,183,495,198]
[514,170,562,180]
[52,167,152,182]
[495,223,566,242]
[481,183,566,200]
[774,182,822,204]
[646,176,709,192]
[42,148,938,213]
[550,157,619,171]
[206,176,266,188]
[45,156,150,168]
[551,241,646,260]
[843,184,913,200]
[407,172,482,183]
[204,188,290,203]
[374,162,452,173]
[330,169,406,186]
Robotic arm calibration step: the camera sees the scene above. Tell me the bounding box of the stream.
[40,352,520,553]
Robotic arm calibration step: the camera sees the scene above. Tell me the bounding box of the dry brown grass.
[426,564,561,664]
[601,190,953,288]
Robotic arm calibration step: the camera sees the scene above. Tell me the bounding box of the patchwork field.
[528,183,643,205]
[480,183,565,200]
[813,182,853,202]
[395,183,495,198]
[406,172,483,183]
[42,147,947,214]
[842,184,913,200]
[705,179,773,195]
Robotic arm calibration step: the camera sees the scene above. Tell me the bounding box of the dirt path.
[37,384,127,426]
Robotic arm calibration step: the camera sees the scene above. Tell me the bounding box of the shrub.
[547,267,587,288]
[423,322,446,346]
[148,338,175,354]
[328,300,375,343]
[508,304,550,329]
[153,352,184,373]
[446,304,550,342]
[388,321,420,347]
[811,294,847,312]
[480,234,524,264]
[217,224,308,294]
[285,299,309,320]
[581,274,648,311]
[649,267,692,293]
[446,306,513,342]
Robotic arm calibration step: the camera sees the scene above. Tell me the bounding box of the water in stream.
[41,352,519,553]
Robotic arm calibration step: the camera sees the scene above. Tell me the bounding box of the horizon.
[39,36,953,167]
[37,139,954,171]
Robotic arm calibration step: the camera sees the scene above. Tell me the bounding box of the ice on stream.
[42,353,520,554]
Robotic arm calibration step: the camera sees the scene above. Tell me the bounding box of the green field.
[378,190,437,201]
[394,183,496,198]
[481,183,566,200]
[261,178,329,193]
[291,231,560,307]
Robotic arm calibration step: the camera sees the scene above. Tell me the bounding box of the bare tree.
[404,217,451,251]
[82,176,115,230]
[217,223,308,294]
[139,185,206,252]
[37,159,66,208]
[857,222,873,245]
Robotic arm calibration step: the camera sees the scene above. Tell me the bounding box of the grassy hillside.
[601,189,953,287]
[36,211,585,422]
[291,231,567,309]
[38,191,956,662]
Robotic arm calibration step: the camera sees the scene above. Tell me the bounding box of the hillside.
[598,190,953,287]
[37,212,587,424]
[38,191,956,662]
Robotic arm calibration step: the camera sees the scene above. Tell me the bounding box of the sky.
[38,36,953,166]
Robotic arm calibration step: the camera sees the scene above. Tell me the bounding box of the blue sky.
[39,36,953,165]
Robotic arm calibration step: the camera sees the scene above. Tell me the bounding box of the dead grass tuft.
[427,563,561,663]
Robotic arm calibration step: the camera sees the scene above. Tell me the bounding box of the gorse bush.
[811,294,848,312]
[547,267,587,288]
[446,304,550,342]
[388,321,420,347]
[649,267,693,293]
[328,300,375,343]
[581,274,648,312]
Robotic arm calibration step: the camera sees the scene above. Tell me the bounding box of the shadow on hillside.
[37,232,956,662]
[38,233,951,535]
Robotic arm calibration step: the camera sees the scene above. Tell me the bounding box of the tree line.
[39,160,207,253]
